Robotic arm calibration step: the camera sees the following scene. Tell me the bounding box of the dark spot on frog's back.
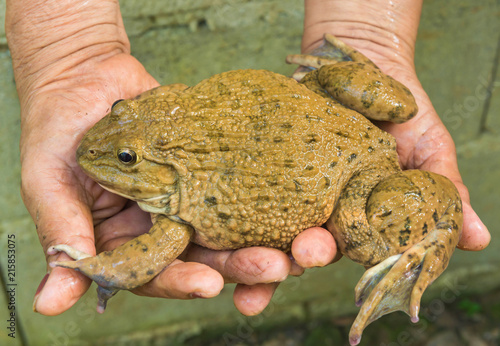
[146,269,154,276]
[253,122,267,131]
[303,133,320,143]
[400,228,411,236]
[130,271,137,279]
[422,222,428,235]
[252,88,264,97]
[204,196,217,206]
[335,130,350,138]
[208,131,224,138]
[218,212,231,220]
[398,234,410,247]
[293,180,302,191]
[347,153,357,163]
[280,123,293,130]
[284,159,295,168]
[432,210,439,223]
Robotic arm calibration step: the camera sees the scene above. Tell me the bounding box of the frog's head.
[77,99,178,209]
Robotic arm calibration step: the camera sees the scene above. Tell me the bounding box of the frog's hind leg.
[286,33,376,80]
[49,215,193,312]
[345,170,463,345]
[286,34,418,123]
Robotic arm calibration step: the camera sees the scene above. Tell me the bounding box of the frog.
[49,34,462,345]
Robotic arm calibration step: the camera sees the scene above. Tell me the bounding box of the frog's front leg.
[49,215,193,313]
[328,170,462,345]
[287,34,418,123]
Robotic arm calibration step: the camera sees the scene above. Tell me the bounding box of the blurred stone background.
[0,0,499,345]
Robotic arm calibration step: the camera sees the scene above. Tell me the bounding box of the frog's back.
[141,69,396,250]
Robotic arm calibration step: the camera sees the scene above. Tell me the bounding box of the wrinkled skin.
[50,35,462,344]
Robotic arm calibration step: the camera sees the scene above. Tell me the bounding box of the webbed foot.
[286,33,418,123]
[349,202,462,345]
[286,33,375,81]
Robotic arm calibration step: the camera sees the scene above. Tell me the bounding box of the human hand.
[299,0,490,251]
[6,0,336,317]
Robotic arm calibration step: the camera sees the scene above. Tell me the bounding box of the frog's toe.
[96,286,118,314]
[49,244,104,281]
[49,245,113,287]
[48,244,93,261]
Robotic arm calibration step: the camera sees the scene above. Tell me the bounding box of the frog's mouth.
[97,183,137,201]
[98,183,180,216]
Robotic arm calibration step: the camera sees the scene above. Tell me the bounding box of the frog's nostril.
[85,148,100,159]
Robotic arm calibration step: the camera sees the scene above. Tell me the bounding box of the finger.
[185,245,291,285]
[132,261,224,299]
[291,227,340,268]
[233,283,280,316]
[32,267,91,316]
[457,201,490,251]
[23,164,96,315]
[445,179,490,251]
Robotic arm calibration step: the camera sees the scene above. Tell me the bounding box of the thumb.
[449,180,491,251]
[22,160,96,315]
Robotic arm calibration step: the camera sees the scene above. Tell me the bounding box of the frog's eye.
[111,99,124,109]
[117,149,137,165]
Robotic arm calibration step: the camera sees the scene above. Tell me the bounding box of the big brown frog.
[50,34,462,345]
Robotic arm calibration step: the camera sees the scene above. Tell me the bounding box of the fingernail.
[33,273,49,313]
[277,274,289,282]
